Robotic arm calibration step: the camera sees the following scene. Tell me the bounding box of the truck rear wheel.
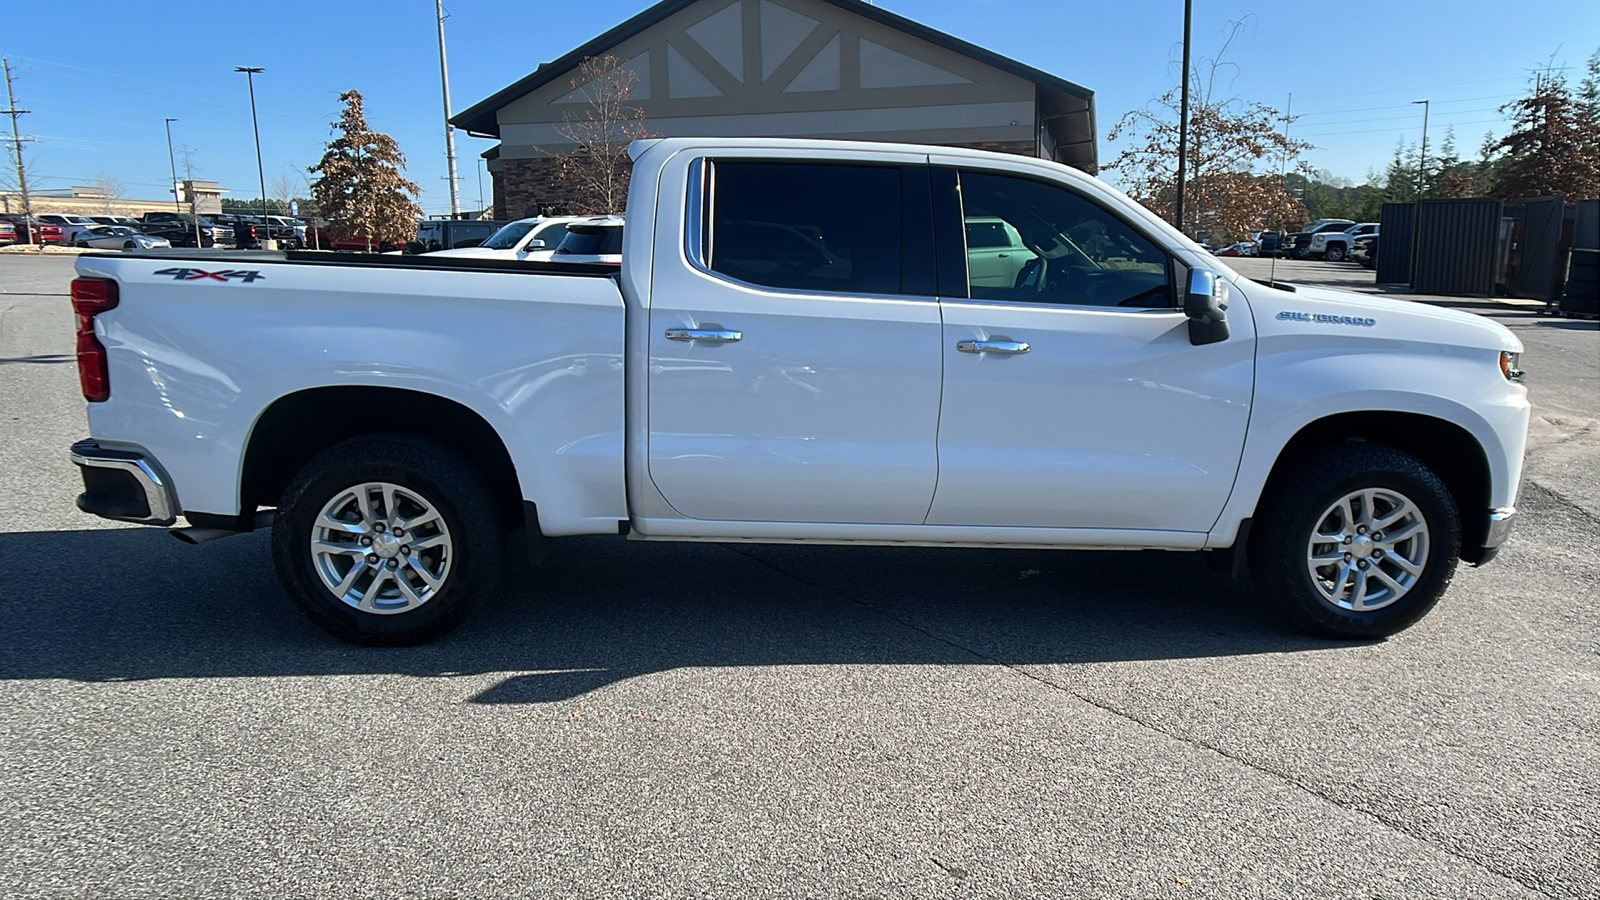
[270,436,502,645]
[1250,444,1460,639]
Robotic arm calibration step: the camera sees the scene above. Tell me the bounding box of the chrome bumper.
[69,439,179,526]
[1474,507,1516,566]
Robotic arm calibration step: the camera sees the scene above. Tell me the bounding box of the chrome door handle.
[666,328,742,343]
[957,339,1030,354]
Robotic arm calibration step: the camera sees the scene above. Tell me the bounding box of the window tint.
[449,223,495,249]
[965,220,1014,249]
[556,226,624,256]
[957,170,1172,308]
[708,161,902,295]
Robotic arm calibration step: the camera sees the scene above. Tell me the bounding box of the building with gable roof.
[452,0,1095,218]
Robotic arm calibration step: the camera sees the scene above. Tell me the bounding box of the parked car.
[0,219,14,246]
[1307,223,1378,262]
[1256,232,1283,257]
[88,215,145,229]
[38,214,101,243]
[545,215,624,265]
[67,136,1528,648]
[409,218,509,253]
[74,225,172,251]
[265,215,308,247]
[1352,233,1378,270]
[1213,241,1256,258]
[422,216,579,259]
[138,212,233,249]
[0,214,65,245]
[308,227,407,253]
[1280,219,1355,258]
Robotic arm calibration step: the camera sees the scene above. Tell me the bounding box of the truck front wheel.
[1250,444,1461,639]
[271,436,502,645]
[1324,243,1348,262]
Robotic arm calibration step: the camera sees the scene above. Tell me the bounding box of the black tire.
[75,240,89,249]
[271,435,503,645]
[1324,243,1347,262]
[1250,444,1460,639]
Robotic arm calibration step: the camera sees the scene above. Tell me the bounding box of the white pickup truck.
[68,137,1530,646]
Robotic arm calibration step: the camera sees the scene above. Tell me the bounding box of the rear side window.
[449,223,495,248]
[557,226,624,256]
[707,161,903,295]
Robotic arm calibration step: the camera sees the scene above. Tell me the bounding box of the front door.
[928,165,1255,533]
[646,156,944,524]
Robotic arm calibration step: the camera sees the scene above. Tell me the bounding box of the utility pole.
[235,66,270,242]
[3,57,37,247]
[436,0,462,217]
[1412,99,1430,200]
[164,118,182,215]
[1174,0,1192,236]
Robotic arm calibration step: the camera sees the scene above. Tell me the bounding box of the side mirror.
[1184,268,1231,346]
[521,239,546,252]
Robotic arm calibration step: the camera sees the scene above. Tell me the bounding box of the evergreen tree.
[1488,67,1600,202]
[310,91,422,250]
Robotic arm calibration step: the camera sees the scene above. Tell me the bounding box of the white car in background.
[38,214,101,243]
[74,225,172,251]
[426,215,624,265]
[427,216,581,261]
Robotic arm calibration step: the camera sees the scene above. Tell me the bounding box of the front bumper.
[1474,507,1517,566]
[69,439,179,526]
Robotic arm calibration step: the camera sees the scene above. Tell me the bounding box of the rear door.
[645,153,944,524]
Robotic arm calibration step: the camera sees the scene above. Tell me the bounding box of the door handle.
[997,252,1010,258]
[666,328,742,343]
[957,339,1030,354]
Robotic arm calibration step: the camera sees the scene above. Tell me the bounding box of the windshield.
[481,222,536,250]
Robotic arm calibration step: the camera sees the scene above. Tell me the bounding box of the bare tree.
[89,173,125,214]
[1104,19,1311,242]
[548,55,653,215]
[310,90,422,251]
[269,171,296,216]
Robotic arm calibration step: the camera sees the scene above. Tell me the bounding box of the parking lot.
[2,252,1597,898]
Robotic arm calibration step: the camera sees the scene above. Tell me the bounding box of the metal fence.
[1412,198,1502,296]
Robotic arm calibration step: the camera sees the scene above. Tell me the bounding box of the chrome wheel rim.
[1306,488,1429,612]
[310,482,453,615]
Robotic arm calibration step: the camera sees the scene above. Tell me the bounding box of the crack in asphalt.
[720,542,1557,899]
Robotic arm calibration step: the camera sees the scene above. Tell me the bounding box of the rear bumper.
[69,439,179,526]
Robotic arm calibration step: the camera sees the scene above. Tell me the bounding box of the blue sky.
[4,0,1595,215]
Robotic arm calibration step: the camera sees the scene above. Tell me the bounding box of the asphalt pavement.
[2,251,1596,898]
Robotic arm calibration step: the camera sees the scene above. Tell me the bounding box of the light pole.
[163,118,181,215]
[1412,99,1430,200]
[1175,0,1193,235]
[234,66,270,243]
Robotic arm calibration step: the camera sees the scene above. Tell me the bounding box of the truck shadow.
[0,527,1345,702]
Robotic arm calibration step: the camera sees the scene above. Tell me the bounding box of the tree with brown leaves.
[310,90,422,251]
[549,55,654,215]
[1104,20,1310,242]
[1488,65,1600,204]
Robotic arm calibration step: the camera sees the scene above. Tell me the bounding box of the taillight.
[70,278,119,402]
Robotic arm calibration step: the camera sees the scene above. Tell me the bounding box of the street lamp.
[163,117,181,215]
[234,66,269,243]
[1413,99,1430,200]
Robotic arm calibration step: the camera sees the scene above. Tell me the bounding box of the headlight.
[1499,351,1524,381]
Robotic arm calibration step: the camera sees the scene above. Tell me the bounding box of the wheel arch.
[240,386,525,530]
[1254,411,1492,562]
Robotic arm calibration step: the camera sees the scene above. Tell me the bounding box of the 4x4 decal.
[153,267,265,283]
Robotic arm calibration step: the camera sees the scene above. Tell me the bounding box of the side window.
[957,169,1173,308]
[707,161,903,295]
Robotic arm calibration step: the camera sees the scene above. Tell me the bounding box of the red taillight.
[70,278,119,402]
